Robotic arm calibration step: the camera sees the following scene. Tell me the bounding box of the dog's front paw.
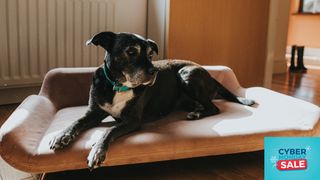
[87,143,107,170]
[187,111,201,120]
[49,131,75,150]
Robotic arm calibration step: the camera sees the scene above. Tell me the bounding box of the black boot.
[296,46,307,73]
[289,45,296,72]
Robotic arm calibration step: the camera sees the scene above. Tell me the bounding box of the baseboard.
[286,46,320,66]
[304,57,320,66]
[0,86,41,105]
[285,55,320,67]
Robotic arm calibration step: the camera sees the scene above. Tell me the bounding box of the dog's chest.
[99,90,134,118]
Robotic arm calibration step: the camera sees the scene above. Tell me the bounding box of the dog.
[49,31,254,170]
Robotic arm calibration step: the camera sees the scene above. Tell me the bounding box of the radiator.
[0,0,147,89]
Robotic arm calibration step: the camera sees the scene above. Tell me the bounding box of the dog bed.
[0,66,319,173]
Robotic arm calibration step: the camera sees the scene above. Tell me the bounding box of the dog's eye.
[126,48,138,56]
[148,52,154,59]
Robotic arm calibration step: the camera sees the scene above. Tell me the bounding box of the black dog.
[49,31,254,170]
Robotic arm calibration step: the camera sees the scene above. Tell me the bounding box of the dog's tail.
[211,78,255,106]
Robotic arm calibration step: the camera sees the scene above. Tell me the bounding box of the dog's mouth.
[122,71,158,88]
[142,71,158,86]
[122,81,139,88]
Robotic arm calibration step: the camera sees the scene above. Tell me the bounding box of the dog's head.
[86,31,159,88]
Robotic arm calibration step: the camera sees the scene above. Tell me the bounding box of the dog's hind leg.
[216,82,255,106]
[178,66,220,120]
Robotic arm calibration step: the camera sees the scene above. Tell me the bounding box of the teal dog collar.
[103,62,130,92]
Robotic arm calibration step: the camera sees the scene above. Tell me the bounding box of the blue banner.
[265,137,320,180]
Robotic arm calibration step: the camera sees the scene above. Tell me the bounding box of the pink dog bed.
[0,66,319,173]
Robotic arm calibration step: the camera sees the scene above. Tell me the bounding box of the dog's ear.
[147,39,158,55]
[86,31,116,52]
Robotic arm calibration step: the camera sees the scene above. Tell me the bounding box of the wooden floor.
[0,67,319,180]
[271,68,320,106]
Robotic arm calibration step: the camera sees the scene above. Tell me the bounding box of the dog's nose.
[147,67,158,75]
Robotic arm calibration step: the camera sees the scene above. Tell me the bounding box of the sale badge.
[265,137,320,180]
[277,159,307,170]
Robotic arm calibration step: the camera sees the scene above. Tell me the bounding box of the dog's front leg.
[49,107,108,150]
[87,120,140,170]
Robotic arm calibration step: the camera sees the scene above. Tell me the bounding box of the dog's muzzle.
[143,71,158,86]
[122,69,158,88]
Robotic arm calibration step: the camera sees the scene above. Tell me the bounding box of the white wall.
[147,0,167,59]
